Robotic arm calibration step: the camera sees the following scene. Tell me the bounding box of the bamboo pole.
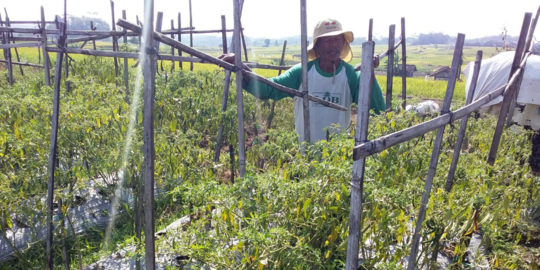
[154,12,163,76]
[446,51,483,192]
[62,5,69,94]
[407,34,465,270]
[177,13,182,69]
[136,15,141,46]
[47,46,201,62]
[46,21,67,270]
[161,28,235,35]
[213,15,231,165]
[189,0,194,71]
[0,13,13,85]
[117,19,347,111]
[267,40,287,131]
[3,11,24,76]
[401,17,407,109]
[0,13,6,63]
[345,41,375,270]
[386,24,395,110]
[110,0,119,78]
[506,7,539,127]
[122,10,129,98]
[368,18,373,41]
[0,59,43,68]
[233,0,246,177]
[9,20,55,24]
[245,62,291,70]
[487,13,532,165]
[170,19,175,71]
[141,0,156,268]
[240,20,248,62]
[300,0,310,143]
[41,6,51,87]
[0,42,43,49]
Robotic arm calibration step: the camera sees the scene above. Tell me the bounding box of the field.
[0,45,539,269]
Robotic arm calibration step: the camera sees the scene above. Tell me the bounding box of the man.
[219,19,385,143]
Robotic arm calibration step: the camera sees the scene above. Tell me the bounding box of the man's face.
[315,34,344,62]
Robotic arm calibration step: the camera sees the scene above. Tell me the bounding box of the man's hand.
[373,54,380,68]
[218,53,236,64]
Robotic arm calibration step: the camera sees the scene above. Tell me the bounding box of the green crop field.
[0,43,539,269]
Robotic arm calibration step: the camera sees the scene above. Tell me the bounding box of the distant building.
[430,66,452,81]
[394,64,417,77]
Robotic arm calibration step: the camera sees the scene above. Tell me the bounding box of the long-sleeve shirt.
[243,58,385,143]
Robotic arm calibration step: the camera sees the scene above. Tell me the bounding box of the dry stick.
[213,15,231,165]
[368,18,373,41]
[407,34,465,269]
[0,59,43,68]
[3,12,24,76]
[46,21,67,270]
[117,18,346,111]
[41,6,51,87]
[345,41,375,270]
[141,0,156,268]
[267,40,287,131]
[446,51,483,192]
[189,0,194,71]
[487,13,532,165]
[353,52,529,160]
[122,10,129,99]
[233,0,246,177]
[386,24,395,110]
[177,13,182,69]
[170,19,175,71]
[154,12,164,76]
[110,0,119,79]
[507,7,540,127]
[300,0,310,143]
[401,17,407,109]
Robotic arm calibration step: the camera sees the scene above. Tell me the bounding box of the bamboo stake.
[170,19,175,71]
[154,12,163,76]
[0,59,43,68]
[0,42,43,49]
[0,14,6,63]
[141,0,156,268]
[446,51,483,192]
[267,40,287,131]
[89,22,98,52]
[386,24,395,110]
[117,19,347,111]
[110,0,119,78]
[177,13,182,69]
[240,20,248,61]
[401,17,407,109]
[123,10,129,98]
[46,21,67,270]
[506,7,539,127]
[407,34,465,270]
[213,15,230,165]
[345,41,375,270]
[189,0,194,71]
[136,15,141,47]
[41,6,51,87]
[233,0,246,177]
[368,18,373,41]
[3,11,24,76]
[487,13,532,165]
[1,13,13,85]
[62,5,69,94]
[300,0,310,143]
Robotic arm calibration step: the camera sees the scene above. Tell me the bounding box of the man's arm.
[242,64,303,100]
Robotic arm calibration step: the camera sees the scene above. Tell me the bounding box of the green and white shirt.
[243,59,385,143]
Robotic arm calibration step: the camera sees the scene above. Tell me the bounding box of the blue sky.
[4,0,540,41]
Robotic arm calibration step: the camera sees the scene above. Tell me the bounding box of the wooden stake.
[407,34,465,270]
[233,0,246,177]
[401,18,407,109]
[267,40,287,131]
[110,0,119,78]
[46,21,67,270]
[386,24,395,110]
[3,10,24,76]
[122,10,129,98]
[189,0,194,71]
[300,0,310,143]
[154,12,163,76]
[214,15,230,164]
[1,13,13,85]
[368,18,373,41]
[487,13,532,165]
[506,7,539,127]
[141,0,156,268]
[41,6,51,87]
[345,41,375,270]
[170,19,175,71]
[446,51,483,192]
[177,13,182,69]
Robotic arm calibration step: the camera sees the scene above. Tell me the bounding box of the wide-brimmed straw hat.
[307,19,354,63]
